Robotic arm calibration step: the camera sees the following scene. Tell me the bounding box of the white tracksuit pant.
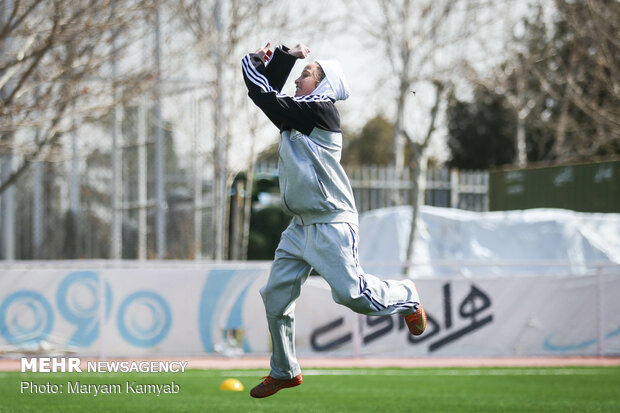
[261,221,420,379]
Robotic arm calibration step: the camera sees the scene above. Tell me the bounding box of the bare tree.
[354,0,490,275]
[530,0,620,160]
[237,95,263,261]
[0,0,160,195]
[402,80,444,274]
[499,54,539,166]
[175,0,337,260]
[473,0,619,164]
[176,0,283,260]
[356,1,467,179]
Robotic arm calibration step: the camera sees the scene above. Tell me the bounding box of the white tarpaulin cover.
[358,206,620,278]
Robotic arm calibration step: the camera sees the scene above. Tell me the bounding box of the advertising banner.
[300,275,620,357]
[1,263,618,357]
[0,265,270,357]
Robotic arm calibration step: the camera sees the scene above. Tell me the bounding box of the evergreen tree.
[447,87,517,169]
[342,115,394,166]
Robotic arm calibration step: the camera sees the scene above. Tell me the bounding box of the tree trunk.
[402,81,443,277]
[403,154,427,277]
[391,79,410,206]
[554,86,570,161]
[240,154,255,261]
[515,70,528,166]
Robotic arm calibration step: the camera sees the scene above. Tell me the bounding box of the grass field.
[1,367,619,412]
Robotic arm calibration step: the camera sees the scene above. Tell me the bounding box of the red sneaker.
[403,305,427,336]
[250,374,303,398]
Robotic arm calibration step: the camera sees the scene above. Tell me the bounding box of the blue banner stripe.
[199,269,236,352]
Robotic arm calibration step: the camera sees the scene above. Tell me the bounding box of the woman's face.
[294,62,321,96]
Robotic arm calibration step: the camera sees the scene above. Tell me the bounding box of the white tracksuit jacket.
[242,46,358,226]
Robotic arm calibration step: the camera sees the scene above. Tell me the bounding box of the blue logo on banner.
[117,291,171,348]
[544,326,620,352]
[0,291,54,345]
[56,271,112,347]
[198,269,256,352]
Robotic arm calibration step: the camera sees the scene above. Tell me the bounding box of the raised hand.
[289,43,310,59]
[255,42,273,62]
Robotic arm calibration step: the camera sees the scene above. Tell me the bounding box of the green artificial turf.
[1,367,619,412]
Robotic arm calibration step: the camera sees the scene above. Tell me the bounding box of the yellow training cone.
[220,378,244,391]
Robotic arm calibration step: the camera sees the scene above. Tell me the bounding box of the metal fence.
[1,154,488,261]
[349,166,488,213]
[0,92,217,262]
[255,162,489,213]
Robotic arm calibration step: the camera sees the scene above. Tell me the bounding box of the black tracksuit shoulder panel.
[264,46,295,92]
[241,48,341,135]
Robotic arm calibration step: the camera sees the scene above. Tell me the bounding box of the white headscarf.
[311,60,351,101]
